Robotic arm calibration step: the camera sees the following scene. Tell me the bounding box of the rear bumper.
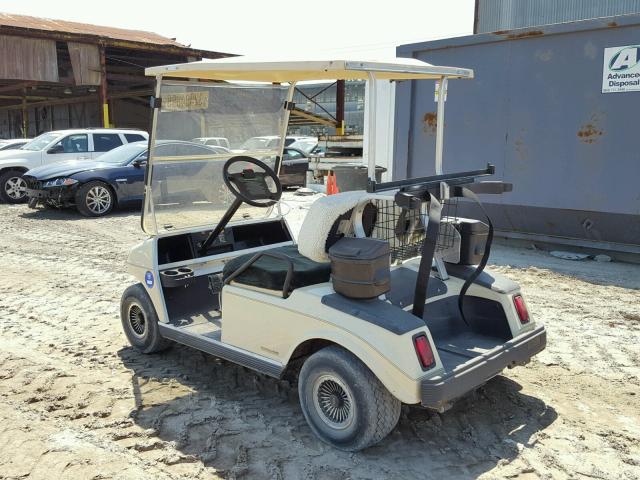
[420,325,547,410]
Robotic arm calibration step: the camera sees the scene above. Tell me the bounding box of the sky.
[0,0,475,57]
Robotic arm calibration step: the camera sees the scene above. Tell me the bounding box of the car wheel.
[76,181,114,217]
[120,283,171,354]
[0,169,28,203]
[298,345,401,451]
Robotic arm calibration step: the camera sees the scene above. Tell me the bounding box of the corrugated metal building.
[475,0,640,33]
[395,15,640,253]
[0,13,231,139]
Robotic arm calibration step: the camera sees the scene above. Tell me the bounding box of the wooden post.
[21,88,28,138]
[99,45,109,128]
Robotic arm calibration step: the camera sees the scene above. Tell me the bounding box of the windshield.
[240,137,276,151]
[96,142,147,164]
[22,133,62,151]
[143,81,290,234]
[289,139,317,154]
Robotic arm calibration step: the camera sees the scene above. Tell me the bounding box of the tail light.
[513,295,530,324]
[414,335,435,369]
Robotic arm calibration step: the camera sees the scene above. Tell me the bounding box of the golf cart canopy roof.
[145,57,474,82]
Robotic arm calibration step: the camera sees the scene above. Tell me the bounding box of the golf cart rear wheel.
[0,169,28,203]
[120,283,171,354]
[298,345,401,451]
[76,181,115,217]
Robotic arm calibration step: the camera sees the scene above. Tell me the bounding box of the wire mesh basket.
[364,198,461,263]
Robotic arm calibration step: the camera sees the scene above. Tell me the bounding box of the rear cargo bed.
[423,295,514,373]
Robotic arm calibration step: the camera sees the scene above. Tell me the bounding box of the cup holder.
[160,267,194,288]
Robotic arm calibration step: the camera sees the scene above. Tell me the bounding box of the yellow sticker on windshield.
[161,91,209,112]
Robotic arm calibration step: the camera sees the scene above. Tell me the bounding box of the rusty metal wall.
[0,35,58,82]
[475,0,640,33]
[395,15,640,250]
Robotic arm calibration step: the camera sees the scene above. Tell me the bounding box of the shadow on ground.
[118,344,557,479]
[18,204,141,221]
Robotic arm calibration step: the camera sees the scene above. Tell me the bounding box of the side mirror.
[132,159,147,168]
[47,144,64,154]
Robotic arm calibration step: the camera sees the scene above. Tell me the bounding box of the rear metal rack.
[367,198,460,264]
[367,164,495,196]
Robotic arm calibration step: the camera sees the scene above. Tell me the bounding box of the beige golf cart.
[120,57,546,451]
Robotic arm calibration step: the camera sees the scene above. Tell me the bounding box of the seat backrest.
[297,191,373,263]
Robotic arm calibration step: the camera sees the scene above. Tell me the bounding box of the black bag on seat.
[328,237,391,299]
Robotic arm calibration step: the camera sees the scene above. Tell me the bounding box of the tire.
[75,181,115,217]
[298,345,401,451]
[0,169,28,203]
[120,283,171,354]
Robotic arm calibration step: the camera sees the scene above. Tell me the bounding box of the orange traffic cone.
[326,171,340,195]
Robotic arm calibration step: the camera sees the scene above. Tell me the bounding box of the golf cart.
[120,58,546,451]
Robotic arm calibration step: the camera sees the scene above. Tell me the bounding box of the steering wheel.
[222,156,282,208]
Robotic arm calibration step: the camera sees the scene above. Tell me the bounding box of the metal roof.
[0,12,181,45]
[0,12,230,57]
[145,57,474,82]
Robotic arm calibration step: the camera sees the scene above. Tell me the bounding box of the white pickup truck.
[0,128,147,203]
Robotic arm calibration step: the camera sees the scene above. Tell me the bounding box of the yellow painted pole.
[102,103,110,128]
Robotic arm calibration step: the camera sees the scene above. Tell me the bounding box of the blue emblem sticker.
[145,271,154,288]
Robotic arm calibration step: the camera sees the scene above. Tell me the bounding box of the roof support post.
[366,72,377,182]
[99,45,110,127]
[435,76,447,175]
[336,79,345,135]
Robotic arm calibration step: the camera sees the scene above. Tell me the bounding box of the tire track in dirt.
[1,203,639,479]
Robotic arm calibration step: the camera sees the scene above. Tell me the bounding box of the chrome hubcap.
[86,186,112,214]
[4,176,26,200]
[313,375,355,430]
[128,303,146,338]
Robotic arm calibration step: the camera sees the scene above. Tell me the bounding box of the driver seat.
[222,192,372,296]
[222,245,331,294]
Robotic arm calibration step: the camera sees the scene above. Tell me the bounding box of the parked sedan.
[280,147,310,187]
[24,141,222,217]
[0,138,31,151]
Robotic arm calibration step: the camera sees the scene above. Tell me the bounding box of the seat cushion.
[222,245,331,292]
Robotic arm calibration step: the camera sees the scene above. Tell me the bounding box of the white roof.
[145,57,474,82]
[45,128,147,135]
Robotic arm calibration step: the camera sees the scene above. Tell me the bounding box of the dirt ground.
[0,194,639,480]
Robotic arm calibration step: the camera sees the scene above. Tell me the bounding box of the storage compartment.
[453,218,489,265]
[328,237,390,299]
[163,274,221,328]
[157,219,293,264]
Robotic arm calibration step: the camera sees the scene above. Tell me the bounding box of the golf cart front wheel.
[298,345,401,451]
[120,283,171,354]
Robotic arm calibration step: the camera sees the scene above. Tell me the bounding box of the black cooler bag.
[328,237,391,299]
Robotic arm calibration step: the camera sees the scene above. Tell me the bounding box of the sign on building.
[602,45,640,93]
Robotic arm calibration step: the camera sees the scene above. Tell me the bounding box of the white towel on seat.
[298,191,374,263]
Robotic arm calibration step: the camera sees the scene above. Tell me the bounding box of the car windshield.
[143,81,289,234]
[22,133,62,151]
[240,137,275,150]
[97,142,147,164]
[289,139,317,154]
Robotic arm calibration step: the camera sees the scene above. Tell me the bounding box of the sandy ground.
[0,193,639,480]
